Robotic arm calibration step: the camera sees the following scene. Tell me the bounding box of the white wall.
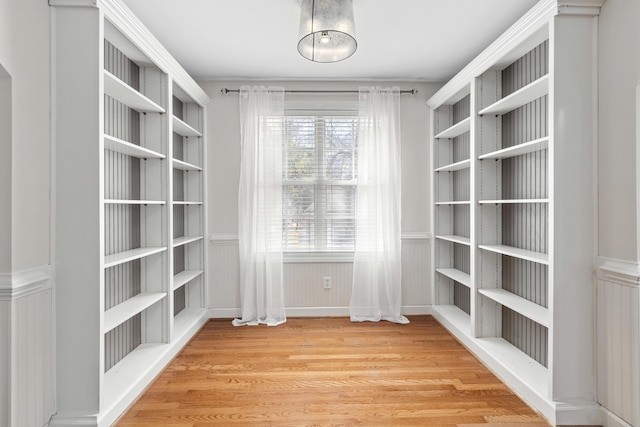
[0,0,54,425]
[203,80,440,316]
[597,0,640,426]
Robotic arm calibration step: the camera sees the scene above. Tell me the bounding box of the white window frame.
[282,106,358,263]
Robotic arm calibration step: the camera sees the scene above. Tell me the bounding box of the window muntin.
[283,115,357,252]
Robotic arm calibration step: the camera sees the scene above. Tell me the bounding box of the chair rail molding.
[596,257,640,287]
[0,265,51,301]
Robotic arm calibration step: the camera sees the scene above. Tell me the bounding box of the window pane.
[283,115,357,252]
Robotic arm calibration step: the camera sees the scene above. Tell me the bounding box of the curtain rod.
[220,88,418,95]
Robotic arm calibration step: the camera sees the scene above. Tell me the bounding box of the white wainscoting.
[0,266,54,427]
[208,233,431,318]
[596,258,640,427]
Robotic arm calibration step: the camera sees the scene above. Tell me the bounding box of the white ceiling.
[121,0,539,82]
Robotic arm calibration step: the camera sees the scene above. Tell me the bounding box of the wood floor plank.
[114,316,550,426]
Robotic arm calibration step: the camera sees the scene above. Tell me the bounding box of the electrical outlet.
[323,276,332,289]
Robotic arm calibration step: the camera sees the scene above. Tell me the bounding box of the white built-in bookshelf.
[428,0,602,424]
[51,1,209,425]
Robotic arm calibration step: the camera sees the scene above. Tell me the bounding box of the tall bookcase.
[51,1,209,425]
[428,0,602,424]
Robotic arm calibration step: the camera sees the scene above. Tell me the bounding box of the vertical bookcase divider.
[51,1,210,425]
[427,1,602,425]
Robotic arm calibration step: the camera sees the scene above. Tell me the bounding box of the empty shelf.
[479,244,548,265]
[435,234,471,246]
[434,159,471,172]
[173,159,202,171]
[433,305,471,336]
[104,70,165,113]
[436,268,471,288]
[103,292,166,333]
[435,200,471,206]
[173,201,203,206]
[173,270,204,291]
[478,199,549,204]
[479,75,549,116]
[104,199,165,205]
[173,236,203,248]
[173,116,202,137]
[104,247,166,268]
[478,288,549,327]
[479,137,549,160]
[434,117,471,139]
[104,134,165,159]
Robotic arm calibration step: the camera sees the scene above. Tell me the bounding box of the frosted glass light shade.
[297,0,357,63]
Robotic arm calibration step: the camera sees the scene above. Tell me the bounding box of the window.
[283,115,357,252]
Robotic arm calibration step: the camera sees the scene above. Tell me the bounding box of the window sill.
[284,252,354,263]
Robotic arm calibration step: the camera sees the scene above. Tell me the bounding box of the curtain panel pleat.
[350,87,408,324]
[234,86,286,327]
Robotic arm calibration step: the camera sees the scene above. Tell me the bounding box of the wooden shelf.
[173,235,203,248]
[478,75,549,116]
[479,137,549,160]
[478,288,549,327]
[104,247,167,268]
[476,337,548,398]
[103,292,166,333]
[478,244,548,265]
[434,158,471,173]
[104,134,165,159]
[435,201,471,206]
[478,199,549,204]
[434,117,471,139]
[435,234,471,246]
[104,199,165,205]
[173,201,203,206]
[173,269,203,291]
[432,305,471,336]
[173,159,202,171]
[172,116,202,137]
[436,268,471,288]
[103,70,165,113]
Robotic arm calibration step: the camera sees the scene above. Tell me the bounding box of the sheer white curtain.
[233,86,286,327]
[350,87,408,324]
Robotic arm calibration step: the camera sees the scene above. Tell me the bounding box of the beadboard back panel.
[103,41,144,371]
[497,43,550,368]
[597,270,640,427]
[208,237,430,315]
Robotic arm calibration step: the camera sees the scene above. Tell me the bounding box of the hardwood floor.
[115,316,550,426]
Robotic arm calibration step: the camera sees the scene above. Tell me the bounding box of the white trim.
[284,252,353,263]
[0,266,51,300]
[401,231,431,240]
[601,406,634,427]
[208,306,432,319]
[208,233,239,245]
[596,257,640,288]
[555,400,603,426]
[50,0,209,106]
[48,414,99,426]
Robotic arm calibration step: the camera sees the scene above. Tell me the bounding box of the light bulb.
[319,31,331,44]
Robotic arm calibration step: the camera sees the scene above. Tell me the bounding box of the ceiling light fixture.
[297,0,357,63]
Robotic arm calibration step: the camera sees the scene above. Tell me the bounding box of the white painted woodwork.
[51,0,209,425]
[103,292,167,332]
[434,158,471,172]
[479,288,549,327]
[172,115,202,137]
[427,1,603,424]
[173,158,202,171]
[436,267,471,288]
[479,136,549,160]
[435,234,471,246]
[479,244,549,265]
[478,74,549,116]
[434,117,471,139]
[104,134,165,159]
[103,70,165,113]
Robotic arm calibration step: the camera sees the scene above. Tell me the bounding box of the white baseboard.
[209,306,433,319]
[601,407,634,427]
